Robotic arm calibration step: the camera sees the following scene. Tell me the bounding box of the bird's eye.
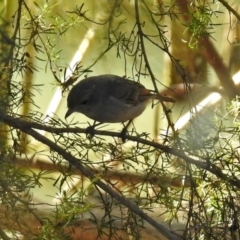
[81,100,88,105]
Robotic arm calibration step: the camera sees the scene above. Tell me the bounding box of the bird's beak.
[65,109,73,119]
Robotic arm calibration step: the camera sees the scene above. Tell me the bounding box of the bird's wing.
[109,78,150,105]
[105,75,176,104]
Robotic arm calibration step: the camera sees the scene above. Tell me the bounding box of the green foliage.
[184,1,223,48]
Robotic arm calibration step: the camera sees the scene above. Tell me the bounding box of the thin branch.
[134,0,176,135]
[218,0,240,21]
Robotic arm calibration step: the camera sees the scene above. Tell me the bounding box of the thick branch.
[199,34,240,98]
[15,157,190,189]
[3,114,240,189]
[2,113,180,240]
[176,0,240,99]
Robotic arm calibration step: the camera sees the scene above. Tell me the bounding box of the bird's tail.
[154,94,176,103]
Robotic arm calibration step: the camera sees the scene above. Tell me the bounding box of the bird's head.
[65,79,95,119]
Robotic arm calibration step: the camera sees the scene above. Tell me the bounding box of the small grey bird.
[65,74,175,138]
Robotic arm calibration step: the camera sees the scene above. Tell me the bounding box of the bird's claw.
[86,125,95,139]
[120,127,128,143]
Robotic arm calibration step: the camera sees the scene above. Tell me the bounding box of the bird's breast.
[85,97,147,123]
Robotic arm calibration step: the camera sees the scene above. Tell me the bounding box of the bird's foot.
[120,127,128,143]
[86,125,95,139]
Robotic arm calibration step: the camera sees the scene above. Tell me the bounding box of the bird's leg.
[86,121,102,138]
[120,120,133,142]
